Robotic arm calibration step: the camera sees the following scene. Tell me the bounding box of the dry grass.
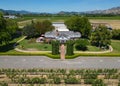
[18,18,120,29]
[90,19,120,29]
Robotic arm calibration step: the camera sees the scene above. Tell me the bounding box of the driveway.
[0,56,120,69]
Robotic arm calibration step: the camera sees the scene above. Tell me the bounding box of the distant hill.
[85,7,120,14]
[0,6,120,15]
[0,9,35,15]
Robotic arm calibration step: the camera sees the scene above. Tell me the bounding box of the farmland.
[0,69,120,86]
[17,16,120,29]
[90,19,120,29]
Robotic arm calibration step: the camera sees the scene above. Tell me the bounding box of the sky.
[0,0,120,13]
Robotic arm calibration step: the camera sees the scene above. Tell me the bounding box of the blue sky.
[0,0,120,13]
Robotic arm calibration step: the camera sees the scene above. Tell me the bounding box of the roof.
[45,31,81,41]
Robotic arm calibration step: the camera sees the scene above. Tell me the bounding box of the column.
[60,44,66,60]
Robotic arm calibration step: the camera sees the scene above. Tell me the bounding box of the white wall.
[52,22,69,31]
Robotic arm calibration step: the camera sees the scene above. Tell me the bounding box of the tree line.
[23,20,54,38]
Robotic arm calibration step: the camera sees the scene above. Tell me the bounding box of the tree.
[23,24,36,38]
[65,16,92,38]
[90,25,112,49]
[34,20,54,35]
[23,20,54,38]
[0,13,18,45]
[0,12,3,17]
[6,19,18,35]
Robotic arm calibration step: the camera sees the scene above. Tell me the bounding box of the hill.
[85,7,120,14]
[0,9,34,15]
[0,6,120,15]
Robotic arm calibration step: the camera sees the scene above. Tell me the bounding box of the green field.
[16,16,120,22]
[88,16,120,20]
[17,38,52,51]
[17,16,120,29]
[16,16,70,22]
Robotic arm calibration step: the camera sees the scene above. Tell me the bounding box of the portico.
[45,22,81,59]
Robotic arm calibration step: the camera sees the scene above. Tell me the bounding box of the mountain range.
[85,7,120,14]
[0,9,37,15]
[0,6,120,15]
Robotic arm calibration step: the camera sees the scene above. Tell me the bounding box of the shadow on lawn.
[0,42,16,52]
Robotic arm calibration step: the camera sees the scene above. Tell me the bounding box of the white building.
[52,22,69,31]
[3,15,17,19]
[45,22,81,43]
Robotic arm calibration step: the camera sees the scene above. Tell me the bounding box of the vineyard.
[0,69,120,86]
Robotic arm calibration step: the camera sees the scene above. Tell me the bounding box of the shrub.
[66,40,75,55]
[92,79,106,86]
[83,73,98,79]
[118,81,120,86]
[75,39,89,51]
[84,79,94,84]
[64,77,80,84]
[0,82,8,86]
[53,77,61,84]
[51,40,60,55]
[112,29,120,40]
[31,77,40,84]
[39,78,47,84]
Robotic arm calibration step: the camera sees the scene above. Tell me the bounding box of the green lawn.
[0,36,120,57]
[87,45,101,51]
[111,40,120,53]
[18,38,102,52]
[17,38,52,51]
[17,38,120,53]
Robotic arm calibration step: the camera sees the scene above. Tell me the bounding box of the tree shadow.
[0,42,16,52]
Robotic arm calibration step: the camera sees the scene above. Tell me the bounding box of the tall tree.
[23,24,36,38]
[65,16,92,38]
[90,25,112,48]
[34,20,54,35]
[23,20,54,38]
[0,12,18,45]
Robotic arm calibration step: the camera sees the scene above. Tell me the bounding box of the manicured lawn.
[18,38,102,52]
[111,40,120,53]
[87,45,101,51]
[17,39,120,53]
[0,36,120,57]
[17,38,52,51]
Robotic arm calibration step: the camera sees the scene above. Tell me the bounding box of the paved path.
[0,56,120,69]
